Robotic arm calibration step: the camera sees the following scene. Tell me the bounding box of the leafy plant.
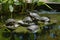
[49,0,60,2]
[0,0,52,14]
[0,0,53,24]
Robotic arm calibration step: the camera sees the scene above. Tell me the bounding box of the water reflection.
[50,33,57,38]
[4,24,60,40]
[19,35,23,40]
[39,10,60,14]
[33,33,37,40]
[27,10,60,14]
[58,25,60,29]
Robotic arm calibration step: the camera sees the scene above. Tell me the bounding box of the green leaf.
[9,5,14,12]
[14,0,24,5]
[37,2,45,6]
[37,1,53,10]
[8,0,14,4]
[14,2,20,5]
[0,0,2,3]
[14,0,20,5]
[13,0,19,2]
[19,2,24,5]
[2,0,8,3]
[44,3,53,10]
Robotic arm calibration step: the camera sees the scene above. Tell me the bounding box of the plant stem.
[44,3,53,10]
[31,0,34,11]
[1,15,4,23]
[11,12,13,18]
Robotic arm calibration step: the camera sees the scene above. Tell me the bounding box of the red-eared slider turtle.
[23,16,33,22]
[27,25,39,33]
[29,12,41,20]
[40,17,50,24]
[5,19,19,30]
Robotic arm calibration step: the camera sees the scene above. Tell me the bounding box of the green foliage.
[37,1,53,10]
[0,0,53,21]
[0,0,52,13]
[49,0,60,2]
[37,1,46,6]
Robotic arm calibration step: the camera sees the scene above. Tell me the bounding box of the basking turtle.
[40,16,50,24]
[17,20,29,27]
[23,16,33,23]
[27,25,39,33]
[29,12,41,20]
[27,24,39,40]
[5,19,19,30]
[5,19,20,40]
[17,16,35,26]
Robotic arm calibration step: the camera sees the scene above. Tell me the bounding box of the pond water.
[14,24,60,40]
[0,10,60,40]
[50,33,56,38]
[33,10,60,14]
[58,25,60,29]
